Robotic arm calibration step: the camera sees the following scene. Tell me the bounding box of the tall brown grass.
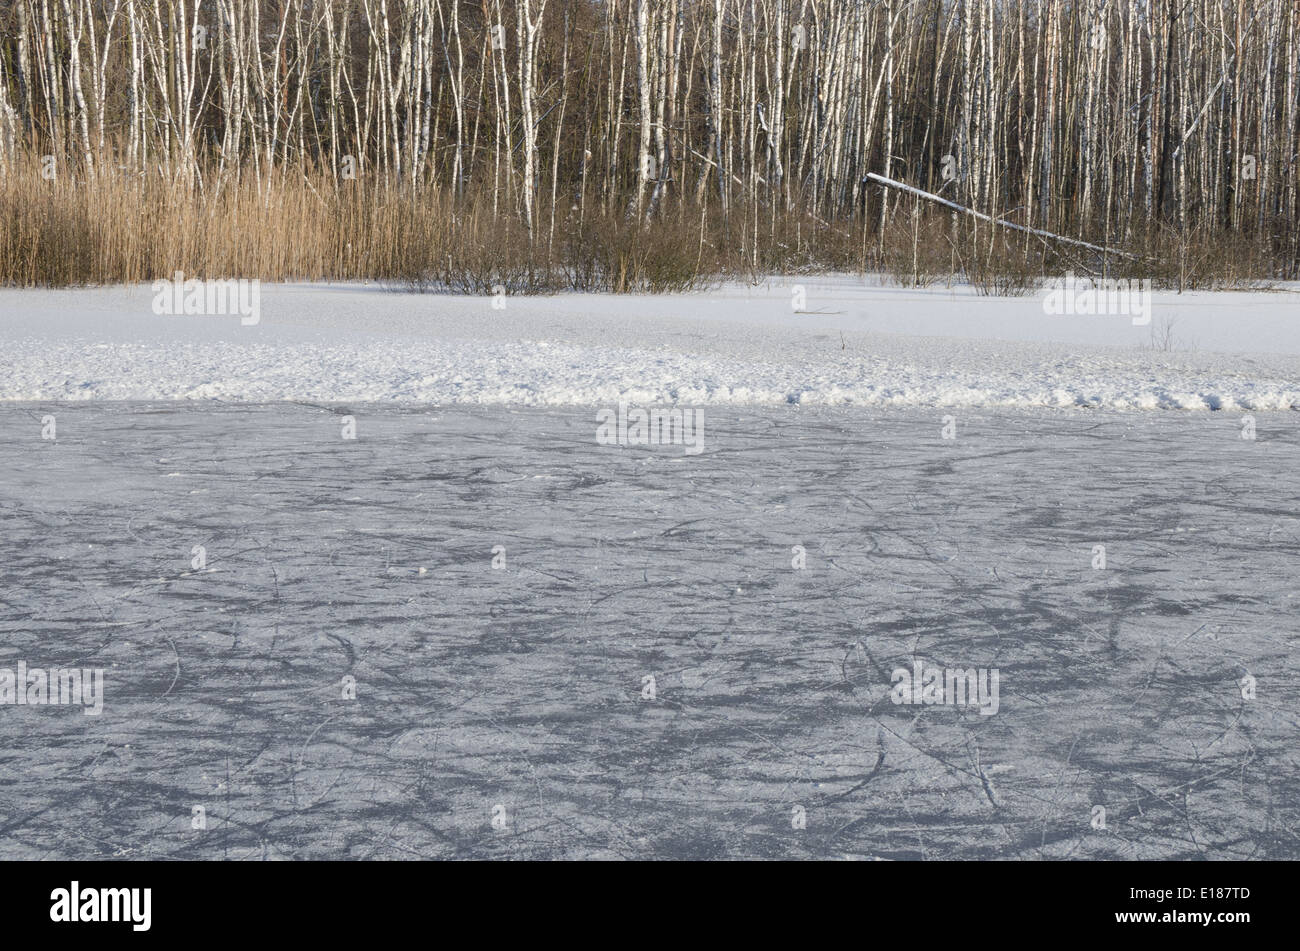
[0,154,444,287]
[0,152,765,292]
[0,150,1282,294]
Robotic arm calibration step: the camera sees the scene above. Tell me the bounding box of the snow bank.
[1,277,1296,409]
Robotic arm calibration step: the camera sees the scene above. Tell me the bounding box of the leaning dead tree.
[0,0,1297,274]
[865,172,1142,260]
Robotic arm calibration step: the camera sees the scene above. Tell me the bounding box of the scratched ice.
[0,403,1296,859]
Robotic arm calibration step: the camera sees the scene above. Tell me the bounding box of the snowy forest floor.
[1,402,1296,859]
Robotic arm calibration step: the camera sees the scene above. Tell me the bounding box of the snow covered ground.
[1,276,1297,409]
[1,403,1296,859]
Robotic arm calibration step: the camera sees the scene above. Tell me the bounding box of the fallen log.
[864,172,1141,261]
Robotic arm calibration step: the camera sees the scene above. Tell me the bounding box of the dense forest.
[1,0,1297,288]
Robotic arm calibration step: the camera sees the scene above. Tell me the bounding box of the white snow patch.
[0,277,1296,409]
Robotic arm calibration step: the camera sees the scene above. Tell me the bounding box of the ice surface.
[1,278,1297,408]
[1,403,1296,859]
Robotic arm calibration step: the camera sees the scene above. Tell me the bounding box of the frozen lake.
[1,402,1297,859]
